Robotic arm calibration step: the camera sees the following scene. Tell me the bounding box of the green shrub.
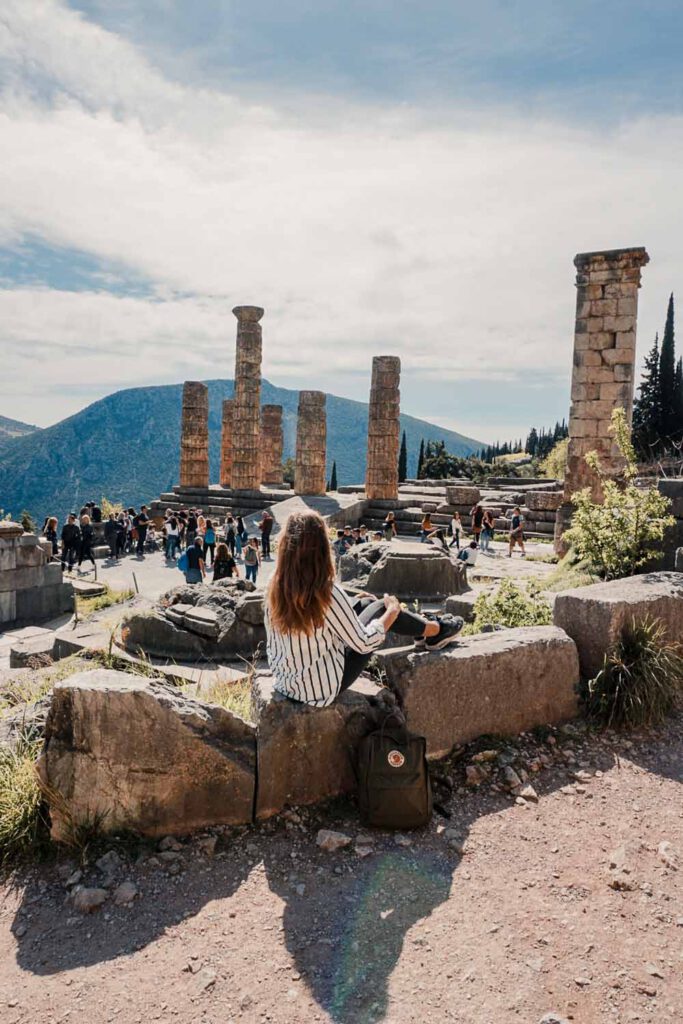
[0,737,50,866]
[582,617,683,729]
[539,437,568,481]
[564,408,674,580]
[467,579,552,633]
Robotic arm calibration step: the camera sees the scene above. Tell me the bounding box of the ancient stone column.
[554,247,649,552]
[365,355,401,500]
[219,398,235,488]
[179,381,209,489]
[231,305,264,491]
[261,404,284,486]
[295,391,327,495]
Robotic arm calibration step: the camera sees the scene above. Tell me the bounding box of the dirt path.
[1,716,681,1024]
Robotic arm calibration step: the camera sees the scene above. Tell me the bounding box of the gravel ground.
[1,714,681,1024]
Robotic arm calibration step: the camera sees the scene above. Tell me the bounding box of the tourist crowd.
[160,508,274,586]
[42,502,154,573]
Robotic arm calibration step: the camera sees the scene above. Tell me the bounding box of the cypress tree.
[659,293,676,437]
[330,461,338,491]
[398,431,408,483]
[417,439,425,479]
[675,358,683,438]
[633,334,661,454]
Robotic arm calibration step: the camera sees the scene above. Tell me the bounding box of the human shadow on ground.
[11,719,682,1024]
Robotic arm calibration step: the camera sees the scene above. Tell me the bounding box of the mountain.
[0,414,38,446]
[0,379,483,523]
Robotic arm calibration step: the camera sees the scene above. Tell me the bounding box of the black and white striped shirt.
[265,584,385,707]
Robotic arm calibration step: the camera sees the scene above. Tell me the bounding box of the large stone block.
[524,491,563,512]
[252,674,381,819]
[342,542,471,599]
[553,572,683,678]
[380,627,579,758]
[446,485,480,507]
[15,581,74,624]
[41,671,256,838]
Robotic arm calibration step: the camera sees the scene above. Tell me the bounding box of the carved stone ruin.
[219,398,235,488]
[232,306,264,491]
[365,355,401,501]
[295,391,327,495]
[554,247,649,552]
[179,381,209,489]
[261,404,284,486]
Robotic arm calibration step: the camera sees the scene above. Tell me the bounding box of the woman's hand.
[383,594,401,614]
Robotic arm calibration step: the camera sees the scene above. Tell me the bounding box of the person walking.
[203,519,216,566]
[264,511,464,707]
[60,514,81,572]
[182,536,206,584]
[449,511,462,550]
[259,510,274,559]
[212,542,239,581]
[224,515,236,557]
[480,508,495,554]
[235,515,247,558]
[383,511,398,541]
[43,516,59,556]
[470,503,484,544]
[508,506,526,558]
[78,513,96,571]
[243,537,261,584]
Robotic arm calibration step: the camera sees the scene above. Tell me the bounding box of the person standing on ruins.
[243,537,261,583]
[259,510,274,559]
[479,508,495,554]
[212,542,239,581]
[78,513,96,571]
[43,516,59,556]
[60,513,81,572]
[265,511,464,707]
[104,513,119,560]
[383,511,398,541]
[203,519,216,566]
[449,511,462,550]
[470,503,484,544]
[134,505,150,557]
[182,536,206,584]
[507,506,526,558]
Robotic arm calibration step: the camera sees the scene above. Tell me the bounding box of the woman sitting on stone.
[265,511,463,707]
[212,542,239,581]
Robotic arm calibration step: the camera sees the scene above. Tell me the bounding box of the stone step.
[9,634,56,668]
[71,578,107,598]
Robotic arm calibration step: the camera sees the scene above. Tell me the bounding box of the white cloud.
[0,0,681,434]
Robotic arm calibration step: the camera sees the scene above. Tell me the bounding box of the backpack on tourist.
[357,706,432,830]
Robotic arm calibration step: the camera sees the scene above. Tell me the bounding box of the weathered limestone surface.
[555,247,649,552]
[525,491,563,512]
[0,523,72,628]
[179,381,209,489]
[365,355,401,500]
[340,542,471,598]
[219,398,235,488]
[380,627,579,758]
[42,671,256,838]
[295,391,327,495]
[232,306,264,491]
[260,404,284,486]
[252,674,381,819]
[553,571,683,678]
[446,485,481,507]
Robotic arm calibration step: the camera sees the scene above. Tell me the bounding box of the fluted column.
[365,355,401,500]
[220,398,235,488]
[261,404,284,486]
[232,305,264,491]
[295,391,327,495]
[179,381,209,489]
[555,246,649,552]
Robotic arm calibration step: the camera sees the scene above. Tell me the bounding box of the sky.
[1,2,682,445]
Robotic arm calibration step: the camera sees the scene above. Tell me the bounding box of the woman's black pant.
[339,597,427,692]
[226,533,236,556]
[204,542,215,566]
[78,542,95,566]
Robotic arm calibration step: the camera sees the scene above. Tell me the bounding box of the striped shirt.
[265,584,386,707]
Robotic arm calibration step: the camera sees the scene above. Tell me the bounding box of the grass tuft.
[0,736,50,867]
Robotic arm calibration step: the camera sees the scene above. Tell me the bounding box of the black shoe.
[423,614,465,651]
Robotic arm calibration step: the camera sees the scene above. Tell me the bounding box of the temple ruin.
[179,381,209,489]
[365,355,401,501]
[231,305,264,492]
[295,391,327,495]
[219,398,234,488]
[260,404,284,486]
[554,247,649,551]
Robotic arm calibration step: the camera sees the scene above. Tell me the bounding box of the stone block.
[599,382,630,402]
[614,364,634,382]
[676,549,683,572]
[444,591,478,622]
[15,582,74,624]
[0,566,47,594]
[553,572,683,679]
[0,591,17,624]
[252,674,381,819]
[42,671,257,838]
[380,627,579,758]
[16,543,48,568]
[0,542,17,572]
[524,491,563,512]
[588,331,617,350]
[365,544,471,599]
[587,318,604,333]
[9,635,55,668]
[446,485,481,506]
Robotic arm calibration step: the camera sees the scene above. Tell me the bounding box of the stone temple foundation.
[554,247,649,552]
[232,306,264,492]
[261,405,284,486]
[295,391,327,495]
[365,355,401,501]
[179,381,210,489]
[219,398,235,488]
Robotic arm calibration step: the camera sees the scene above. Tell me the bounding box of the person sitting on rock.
[265,511,464,707]
[425,527,449,552]
[212,542,239,581]
[420,512,434,542]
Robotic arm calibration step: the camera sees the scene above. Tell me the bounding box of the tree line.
[633,293,683,457]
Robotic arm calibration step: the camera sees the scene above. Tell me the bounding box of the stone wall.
[179,381,209,489]
[0,522,73,629]
[295,391,327,495]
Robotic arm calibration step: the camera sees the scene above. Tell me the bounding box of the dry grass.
[196,678,253,722]
[0,736,50,866]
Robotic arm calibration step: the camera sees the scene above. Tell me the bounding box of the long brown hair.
[268,511,334,635]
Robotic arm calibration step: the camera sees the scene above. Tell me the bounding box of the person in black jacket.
[134,505,149,557]
[78,514,96,570]
[61,514,81,571]
[104,513,119,560]
[43,516,59,556]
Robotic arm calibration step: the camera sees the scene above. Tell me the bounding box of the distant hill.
[0,414,38,446]
[0,380,483,523]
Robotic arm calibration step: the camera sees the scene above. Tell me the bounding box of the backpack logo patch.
[387,750,405,768]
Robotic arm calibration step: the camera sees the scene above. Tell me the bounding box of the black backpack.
[357,711,433,830]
